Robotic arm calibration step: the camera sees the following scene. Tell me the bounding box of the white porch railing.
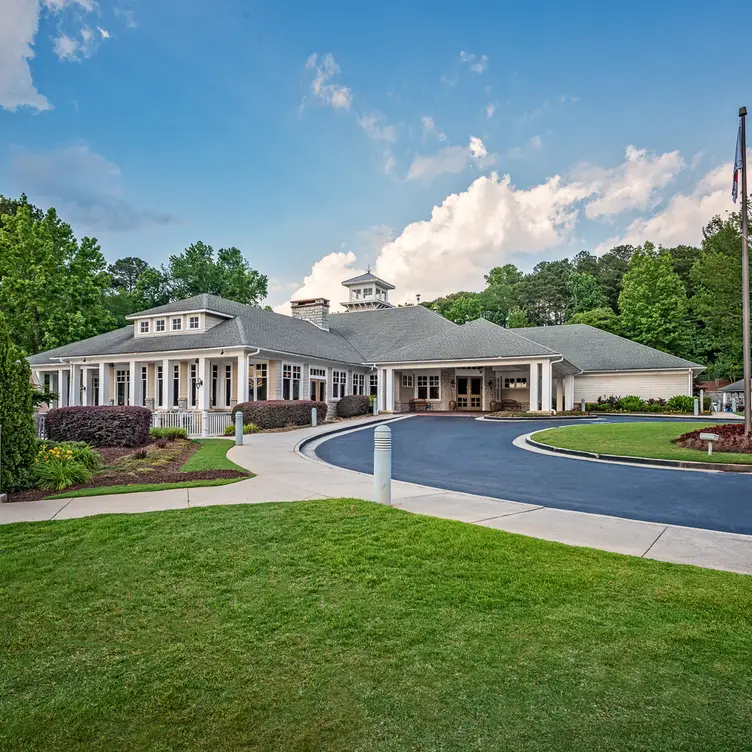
[152,411,232,437]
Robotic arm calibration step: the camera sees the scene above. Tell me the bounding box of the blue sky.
[1,0,749,309]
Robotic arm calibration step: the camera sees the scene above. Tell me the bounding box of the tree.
[665,244,701,296]
[108,256,150,295]
[0,205,115,354]
[566,271,609,315]
[572,250,598,276]
[570,307,622,335]
[484,264,523,288]
[168,241,268,305]
[507,307,529,328]
[0,316,36,492]
[618,243,690,355]
[132,267,172,311]
[516,259,573,325]
[596,244,634,311]
[0,193,43,228]
[423,292,483,324]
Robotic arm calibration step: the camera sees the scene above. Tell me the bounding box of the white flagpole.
[740,106,751,435]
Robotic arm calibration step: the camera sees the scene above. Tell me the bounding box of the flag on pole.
[733,120,743,203]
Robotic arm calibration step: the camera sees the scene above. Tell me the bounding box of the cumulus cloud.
[10,144,179,231]
[305,53,352,110]
[582,145,684,219]
[357,111,396,143]
[407,137,495,182]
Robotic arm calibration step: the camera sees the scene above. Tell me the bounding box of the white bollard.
[580,398,586,412]
[234,410,244,446]
[311,406,318,427]
[201,410,209,437]
[373,397,378,415]
[693,397,699,416]
[373,424,392,506]
[700,388,704,414]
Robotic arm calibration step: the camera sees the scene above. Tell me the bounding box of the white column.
[99,362,110,407]
[385,367,395,412]
[529,362,539,412]
[198,356,211,410]
[564,374,575,411]
[70,364,81,406]
[237,353,249,403]
[128,361,137,406]
[556,378,564,412]
[541,359,552,412]
[57,369,66,407]
[161,358,170,409]
[377,368,386,413]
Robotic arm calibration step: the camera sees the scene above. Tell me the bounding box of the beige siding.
[204,313,226,331]
[574,371,691,402]
[268,360,279,400]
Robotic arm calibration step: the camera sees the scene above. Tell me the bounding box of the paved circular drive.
[315,415,752,535]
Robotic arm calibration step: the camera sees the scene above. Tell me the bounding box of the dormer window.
[156,319,165,332]
[188,315,200,330]
[353,289,361,299]
[172,317,182,331]
[363,287,373,298]
[139,320,150,333]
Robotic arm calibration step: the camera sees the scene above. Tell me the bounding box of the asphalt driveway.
[315,415,752,535]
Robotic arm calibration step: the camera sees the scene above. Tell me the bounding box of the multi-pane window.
[189,315,200,330]
[310,367,326,378]
[352,373,365,395]
[401,374,413,388]
[91,374,100,406]
[363,287,373,298]
[332,370,346,399]
[282,364,301,400]
[141,366,148,406]
[172,364,180,406]
[156,319,166,332]
[172,317,182,331]
[140,320,149,333]
[417,374,440,400]
[352,289,361,299]
[250,362,268,401]
[211,364,219,407]
[225,365,232,407]
[190,364,198,407]
[116,369,129,406]
[369,374,378,396]
[157,365,164,406]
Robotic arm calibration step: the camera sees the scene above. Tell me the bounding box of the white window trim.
[282,362,303,401]
[188,315,201,330]
[332,369,347,400]
[401,373,414,388]
[139,320,150,334]
[415,370,441,401]
[171,317,183,331]
[156,319,166,332]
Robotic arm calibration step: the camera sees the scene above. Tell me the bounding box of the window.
[140,320,150,333]
[250,362,268,401]
[363,287,373,298]
[332,370,346,399]
[225,365,232,407]
[401,374,413,388]
[352,289,361,299]
[211,364,218,407]
[157,365,164,406]
[417,374,440,400]
[369,373,378,396]
[172,364,180,406]
[190,364,197,407]
[116,369,130,406]
[189,315,200,330]
[141,366,148,406]
[172,317,182,331]
[91,374,100,406]
[283,363,301,400]
[156,319,166,332]
[310,367,326,378]
[352,373,365,395]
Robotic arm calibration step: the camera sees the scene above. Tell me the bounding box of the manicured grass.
[179,438,249,474]
[44,477,246,500]
[534,421,752,464]
[1,500,751,751]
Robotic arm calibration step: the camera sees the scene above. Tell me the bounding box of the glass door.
[456,376,482,410]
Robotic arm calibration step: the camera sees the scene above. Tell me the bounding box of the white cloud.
[485,103,495,119]
[357,111,396,143]
[407,137,495,182]
[52,33,78,60]
[530,135,542,150]
[0,0,51,111]
[97,26,109,39]
[10,143,178,231]
[582,145,684,219]
[305,52,352,110]
[421,115,447,142]
[459,50,488,73]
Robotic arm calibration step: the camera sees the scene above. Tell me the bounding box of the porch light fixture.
[450,379,455,387]
[195,378,204,388]
[108,363,114,369]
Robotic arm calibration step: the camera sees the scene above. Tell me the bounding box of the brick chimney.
[290,297,330,331]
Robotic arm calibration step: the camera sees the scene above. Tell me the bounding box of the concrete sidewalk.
[1,415,750,575]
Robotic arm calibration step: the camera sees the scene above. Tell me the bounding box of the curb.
[297,415,405,456]
[483,414,599,422]
[525,435,752,473]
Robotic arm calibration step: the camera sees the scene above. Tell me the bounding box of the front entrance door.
[310,379,326,402]
[456,376,482,410]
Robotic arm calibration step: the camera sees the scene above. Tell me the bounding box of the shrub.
[675,423,752,453]
[617,395,646,412]
[336,394,371,418]
[0,317,36,492]
[133,448,148,460]
[703,396,713,412]
[224,423,261,436]
[150,427,188,441]
[596,395,620,409]
[667,395,695,413]
[46,406,151,447]
[33,444,94,491]
[156,437,169,448]
[231,401,327,430]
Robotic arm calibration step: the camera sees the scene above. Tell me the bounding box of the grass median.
[1,499,751,751]
[533,421,752,464]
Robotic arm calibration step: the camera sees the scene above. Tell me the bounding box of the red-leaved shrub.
[336,394,371,418]
[231,400,327,429]
[675,423,752,454]
[45,406,152,447]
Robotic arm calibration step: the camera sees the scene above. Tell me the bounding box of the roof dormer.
[341,271,395,311]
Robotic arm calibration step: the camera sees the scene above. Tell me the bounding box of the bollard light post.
[234,410,244,446]
[311,407,318,428]
[580,398,586,412]
[693,397,699,416]
[373,397,378,415]
[373,424,392,505]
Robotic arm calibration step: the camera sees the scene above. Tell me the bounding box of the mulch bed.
[8,439,249,503]
[675,423,752,454]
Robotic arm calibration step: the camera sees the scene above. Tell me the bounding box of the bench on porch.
[501,399,530,412]
[406,398,433,412]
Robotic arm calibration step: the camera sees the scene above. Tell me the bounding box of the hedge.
[336,394,371,418]
[231,400,327,430]
[45,406,152,447]
[586,394,702,414]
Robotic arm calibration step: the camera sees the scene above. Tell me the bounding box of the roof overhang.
[369,354,564,368]
[125,308,235,321]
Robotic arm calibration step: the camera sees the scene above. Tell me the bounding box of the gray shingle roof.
[371,318,557,363]
[341,272,395,290]
[127,293,239,318]
[513,324,702,372]
[720,379,747,392]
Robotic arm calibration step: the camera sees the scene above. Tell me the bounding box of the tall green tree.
[0,205,115,354]
[596,244,634,311]
[108,256,150,295]
[0,193,43,227]
[570,307,622,335]
[0,316,36,492]
[506,307,529,328]
[665,244,702,296]
[618,242,690,355]
[517,259,573,325]
[566,271,609,315]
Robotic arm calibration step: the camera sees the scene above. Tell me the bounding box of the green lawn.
[1,500,751,751]
[534,421,752,464]
[179,438,249,473]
